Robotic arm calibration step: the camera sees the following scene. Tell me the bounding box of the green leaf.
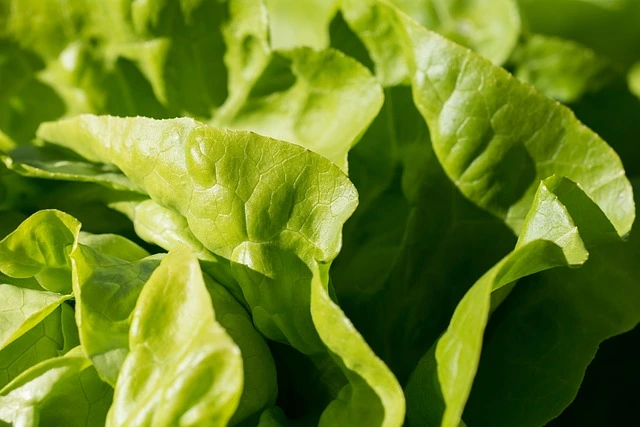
[72,238,277,423]
[332,91,516,385]
[41,43,171,118]
[0,347,112,427]
[389,0,521,65]
[0,303,79,389]
[0,209,85,388]
[464,234,640,425]
[0,0,179,139]
[214,47,384,172]
[77,232,150,262]
[461,180,640,426]
[37,116,357,350]
[366,1,633,236]
[104,199,279,421]
[340,0,411,86]
[405,175,622,427]
[311,262,405,426]
[220,0,271,110]
[106,246,243,427]
[216,0,383,172]
[203,274,278,424]
[1,145,144,193]
[109,197,239,297]
[38,114,405,426]
[112,0,230,117]
[510,34,619,103]
[341,1,633,237]
[0,284,70,350]
[0,208,82,360]
[0,209,81,294]
[0,0,89,60]
[265,0,340,50]
[71,243,161,386]
[1,0,226,120]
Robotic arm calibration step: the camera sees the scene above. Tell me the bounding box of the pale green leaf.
[0,285,70,351]
[72,239,278,423]
[71,244,161,386]
[77,232,150,262]
[0,210,81,371]
[106,246,243,427]
[214,47,383,172]
[37,116,358,351]
[1,145,143,193]
[0,210,81,294]
[265,0,339,50]
[340,0,410,86]
[0,347,112,427]
[39,114,405,427]
[217,0,383,172]
[0,304,78,390]
[389,0,520,65]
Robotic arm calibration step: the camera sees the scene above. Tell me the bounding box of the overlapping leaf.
[0,210,82,389]
[38,115,405,426]
[106,246,243,426]
[0,1,638,426]
[0,347,112,427]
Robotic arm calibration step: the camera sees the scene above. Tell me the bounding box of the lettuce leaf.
[389,0,520,65]
[0,1,639,425]
[0,210,82,389]
[106,246,243,426]
[0,347,112,426]
[37,115,405,426]
[215,0,383,172]
[406,175,624,426]
[352,1,633,235]
[0,304,78,390]
[464,220,640,426]
[509,34,619,103]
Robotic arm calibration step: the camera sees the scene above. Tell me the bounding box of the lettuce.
[0,0,639,426]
